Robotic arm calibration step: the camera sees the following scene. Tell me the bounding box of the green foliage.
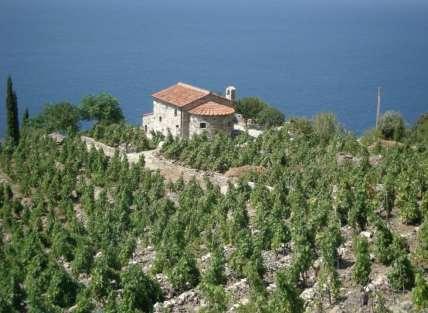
[236,97,284,127]
[120,265,163,312]
[80,93,124,124]
[203,247,226,286]
[257,106,285,128]
[90,255,118,299]
[5,76,20,145]
[268,271,304,313]
[352,236,371,286]
[168,252,200,292]
[410,112,428,146]
[87,122,155,152]
[200,283,228,313]
[161,132,253,172]
[398,197,422,225]
[312,112,342,144]
[387,254,415,291]
[375,226,407,266]
[415,219,428,268]
[348,185,370,232]
[378,111,406,141]
[0,108,427,312]
[372,291,392,313]
[412,271,428,310]
[45,266,80,308]
[31,102,80,134]
[71,241,95,275]
[360,127,382,146]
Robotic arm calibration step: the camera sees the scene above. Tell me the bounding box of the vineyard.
[0,110,428,313]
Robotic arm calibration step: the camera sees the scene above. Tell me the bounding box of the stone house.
[142,82,236,138]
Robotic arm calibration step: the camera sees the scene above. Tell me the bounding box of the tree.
[387,254,415,291]
[412,271,428,310]
[5,76,20,145]
[236,97,267,121]
[80,93,124,124]
[352,236,371,287]
[411,112,428,145]
[236,97,284,127]
[33,102,81,134]
[378,111,405,141]
[257,106,285,128]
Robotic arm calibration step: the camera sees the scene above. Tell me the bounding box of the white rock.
[360,231,373,239]
[300,287,316,301]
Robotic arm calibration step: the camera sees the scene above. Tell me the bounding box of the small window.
[200,122,207,129]
[159,116,162,122]
[144,125,148,132]
[176,125,179,128]
[174,108,178,116]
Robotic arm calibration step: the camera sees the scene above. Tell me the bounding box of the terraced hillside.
[1,114,427,313]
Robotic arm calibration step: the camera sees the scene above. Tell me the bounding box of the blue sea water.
[1,0,427,136]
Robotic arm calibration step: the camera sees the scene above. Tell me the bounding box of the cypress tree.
[5,76,20,145]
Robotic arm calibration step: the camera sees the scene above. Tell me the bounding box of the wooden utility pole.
[376,87,382,129]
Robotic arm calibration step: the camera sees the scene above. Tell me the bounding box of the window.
[144,125,148,132]
[200,122,207,129]
[174,108,178,116]
[176,125,179,128]
[159,116,162,122]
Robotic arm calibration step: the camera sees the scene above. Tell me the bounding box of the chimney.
[225,86,236,101]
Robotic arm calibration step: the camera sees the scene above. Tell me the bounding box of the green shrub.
[236,97,284,127]
[387,254,415,291]
[412,271,428,310]
[168,252,200,292]
[87,122,155,152]
[378,111,406,141]
[352,236,371,286]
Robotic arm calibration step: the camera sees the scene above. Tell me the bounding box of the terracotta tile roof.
[152,82,210,107]
[188,101,235,116]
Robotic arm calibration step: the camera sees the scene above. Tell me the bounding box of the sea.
[1,0,427,137]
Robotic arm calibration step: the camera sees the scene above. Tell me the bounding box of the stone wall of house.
[189,114,235,137]
[143,101,183,137]
[143,99,235,139]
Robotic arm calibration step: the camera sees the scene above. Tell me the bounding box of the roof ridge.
[177,82,210,94]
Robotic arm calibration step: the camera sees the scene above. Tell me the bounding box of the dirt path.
[81,136,232,193]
